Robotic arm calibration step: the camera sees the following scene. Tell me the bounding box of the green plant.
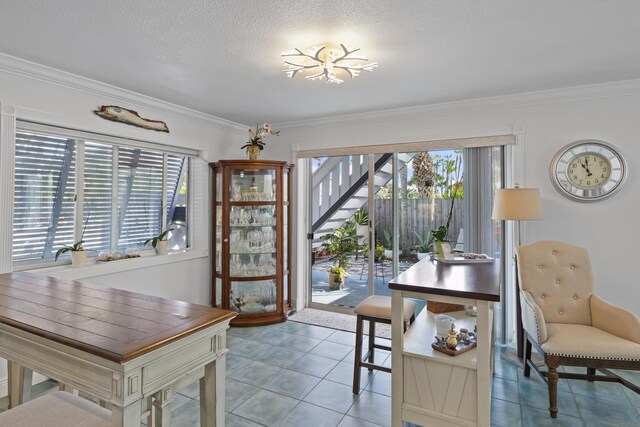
[330,265,350,278]
[414,231,433,253]
[383,229,393,249]
[54,240,86,261]
[323,226,355,271]
[144,229,173,248]
[54,213,90,261]
[240,123,279,151]
[431,225,448,242]
[374,244,387,262]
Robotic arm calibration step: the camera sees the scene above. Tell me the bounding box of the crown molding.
[0,52,247,133]
[277,79,640,132]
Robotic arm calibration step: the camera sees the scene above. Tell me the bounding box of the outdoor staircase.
[310,153,413,245]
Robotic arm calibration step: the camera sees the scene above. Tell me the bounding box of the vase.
[246,145,260,160]
[328,272,344,290]
[155,240,169,255]
[417,252,429,260]
[71,250,87,268]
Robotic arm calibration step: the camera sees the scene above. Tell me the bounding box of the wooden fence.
[371,198,463,251]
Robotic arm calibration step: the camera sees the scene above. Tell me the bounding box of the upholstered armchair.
[516,240,640,418]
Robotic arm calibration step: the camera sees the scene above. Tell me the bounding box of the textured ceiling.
[0,1,639,125]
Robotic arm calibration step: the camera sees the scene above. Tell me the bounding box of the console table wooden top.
[0,272,235,363]
[388,258,500,302]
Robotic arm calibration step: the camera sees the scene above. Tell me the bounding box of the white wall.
[277,81,640,315]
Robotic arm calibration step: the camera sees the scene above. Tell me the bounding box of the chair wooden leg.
[523,334,532,378]
[587,367,596,381]
[367,319,375,368]
[547,357,559,418]
[353,315,364,394]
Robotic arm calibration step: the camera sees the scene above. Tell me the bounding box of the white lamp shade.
[492,188,543,220]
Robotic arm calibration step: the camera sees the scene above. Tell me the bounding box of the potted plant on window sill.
[55,214,90,268]
[144,229,173,255]
[55,241,87,268]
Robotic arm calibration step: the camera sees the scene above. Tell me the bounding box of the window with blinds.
[13,128,190,265]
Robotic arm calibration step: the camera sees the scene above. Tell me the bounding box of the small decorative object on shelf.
[241,123,280,160]
[432,325,478,357]
[446,324,458,349]
[97,251,141,262]
[211,160,293,326]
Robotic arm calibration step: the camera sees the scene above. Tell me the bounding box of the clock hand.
[584,157,593,176]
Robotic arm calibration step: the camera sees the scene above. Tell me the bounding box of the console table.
[389,259,500,427]
[0,272,235,427]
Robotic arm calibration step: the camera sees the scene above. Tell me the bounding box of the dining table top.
[388,258,501,302]
[0,272,235,363]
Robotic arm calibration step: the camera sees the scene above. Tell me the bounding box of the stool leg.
[353,315,363,394]
[368,319,375,368]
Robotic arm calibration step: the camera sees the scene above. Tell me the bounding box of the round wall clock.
[550,139,627,202]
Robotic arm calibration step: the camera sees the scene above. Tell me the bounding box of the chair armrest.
[591,295,640,344]
[520,291,547,344]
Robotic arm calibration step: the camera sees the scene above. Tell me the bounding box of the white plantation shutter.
[12,122,194,266]
[166,155,186,225]
[117,148,164,250]
[83,141,113,254]
[13,132,76,262]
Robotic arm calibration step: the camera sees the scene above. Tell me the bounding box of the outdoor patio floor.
[311,255,415,307]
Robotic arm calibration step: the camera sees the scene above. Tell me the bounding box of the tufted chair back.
[516,240,594,326]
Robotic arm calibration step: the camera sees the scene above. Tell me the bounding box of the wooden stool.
[353,295,416,394]
[0,391,111,426]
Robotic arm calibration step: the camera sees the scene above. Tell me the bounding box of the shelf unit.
[389,259,500,427]
[211,160,293,326]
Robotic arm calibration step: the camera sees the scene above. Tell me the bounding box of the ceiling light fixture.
[282,43,378,84]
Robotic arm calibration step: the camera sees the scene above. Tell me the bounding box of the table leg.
[111,399,142,427]
[8,361,32,408]
[476,300,491,427]
[390,291,404,427]
[200,356,225,427]
[152,388,174,427]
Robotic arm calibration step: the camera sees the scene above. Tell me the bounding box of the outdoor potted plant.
[323,226,355,290]
[328,264,349,290]
[413,231,432,260]
[383,230,393,259]
[144,229,173,255]
[240,123,279,160]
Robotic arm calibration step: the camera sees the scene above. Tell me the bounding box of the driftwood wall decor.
[94,105,169,133]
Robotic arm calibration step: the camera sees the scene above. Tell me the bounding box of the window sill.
[25,249,208,281]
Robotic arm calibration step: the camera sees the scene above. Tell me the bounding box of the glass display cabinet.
[211,160,293,326]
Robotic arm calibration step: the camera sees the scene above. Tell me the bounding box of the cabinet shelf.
[403,310,478,370]
[211,160,293,326]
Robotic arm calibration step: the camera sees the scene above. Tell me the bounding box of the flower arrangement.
[241,123,279,159]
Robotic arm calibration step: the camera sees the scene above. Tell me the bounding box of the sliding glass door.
[307,148,493,313]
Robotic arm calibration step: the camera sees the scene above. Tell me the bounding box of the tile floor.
[20,321,640,426]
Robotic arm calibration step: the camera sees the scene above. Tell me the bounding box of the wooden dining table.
[0,271,235,427]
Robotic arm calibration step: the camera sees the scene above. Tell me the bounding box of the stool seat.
[355,295,417,320]
[0,391,111,427]
[353,295,416,394]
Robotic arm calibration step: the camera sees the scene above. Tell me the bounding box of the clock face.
[550,140,626,202]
